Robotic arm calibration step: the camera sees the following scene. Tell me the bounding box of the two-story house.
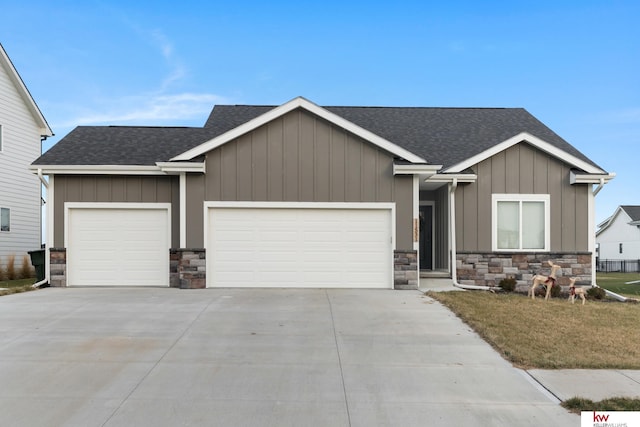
[0,44,53,264]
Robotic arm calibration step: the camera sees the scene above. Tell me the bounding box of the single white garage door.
[66,205,170,286]
[207,205,393,288]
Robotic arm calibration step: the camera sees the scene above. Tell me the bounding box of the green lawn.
[597,272,640,297]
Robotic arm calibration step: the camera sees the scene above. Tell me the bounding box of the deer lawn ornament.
[528,260,562,301]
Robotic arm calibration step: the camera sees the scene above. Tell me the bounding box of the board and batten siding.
[52,176,179,248]
[185,108,413,249]
[0,58,42,260]
[456,142,590,253]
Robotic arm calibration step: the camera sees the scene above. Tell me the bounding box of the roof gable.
[0,44,52,137]
[171,97,427,164]
[446,132,606,174]
[597,205,640,236]
[199,103,604,172]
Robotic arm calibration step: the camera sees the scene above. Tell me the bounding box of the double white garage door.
[67,204,393,288]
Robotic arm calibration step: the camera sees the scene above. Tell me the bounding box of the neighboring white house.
[0,44,52,263]
[596,205,640,261]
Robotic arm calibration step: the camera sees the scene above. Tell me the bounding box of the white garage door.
[207,205,393,288]
[66,205,170,286]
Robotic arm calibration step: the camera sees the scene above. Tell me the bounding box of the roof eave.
[30,161,206,175]
[0,44,53,137]
[393,163,442,175]
[29,164,165,175]
[570,171,616,185]
[425,173,477,183]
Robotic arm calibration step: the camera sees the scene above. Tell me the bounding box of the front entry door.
[419,205,433,270]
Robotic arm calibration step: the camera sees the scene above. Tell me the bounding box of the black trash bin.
[28,249,45,282]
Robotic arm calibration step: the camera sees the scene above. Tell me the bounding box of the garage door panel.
[67,207,169,287]
[208,206,392,288]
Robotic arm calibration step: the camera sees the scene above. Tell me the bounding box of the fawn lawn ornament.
[568,277,586,305]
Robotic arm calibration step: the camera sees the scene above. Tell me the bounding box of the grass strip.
[562,396,640,414]
[427,291,640,369]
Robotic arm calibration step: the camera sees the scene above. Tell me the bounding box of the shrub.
[587,286,606,300]
[499,277,517,292]
[5,255,16,280]
[550,282,562,298]
[20,255,34,279]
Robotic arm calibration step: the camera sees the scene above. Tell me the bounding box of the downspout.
[32,169,49,288]
[592,177,605,196]
[590,177,627,301]
[449,178,494,291]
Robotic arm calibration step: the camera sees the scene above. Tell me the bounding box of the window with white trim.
[492,194,550,251]
[0,208,9,232]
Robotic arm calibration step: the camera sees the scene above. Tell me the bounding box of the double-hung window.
[492,194,550,251]
[0,208,9,232]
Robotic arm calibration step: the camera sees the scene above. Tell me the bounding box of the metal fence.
[596,259,640,273]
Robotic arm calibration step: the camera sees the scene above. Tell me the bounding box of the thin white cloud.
[61,26,230,127]
[69,93,229,126]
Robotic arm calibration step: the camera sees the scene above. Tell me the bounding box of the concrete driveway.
[0,288,576,426]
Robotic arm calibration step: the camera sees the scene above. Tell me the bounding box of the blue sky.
[2,0,638,225]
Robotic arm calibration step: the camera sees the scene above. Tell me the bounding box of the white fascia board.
[596,216,612,230]
[596,206,623,236]
[393,164,442,175]
[172,96,427,164]
[29,165,165,175]
[446,132,606,174]
[570,170,616,184]
[156,162,205,174]
[425,173,477,183]
[0,45,53,137]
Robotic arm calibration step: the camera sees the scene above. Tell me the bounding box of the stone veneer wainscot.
[170,249,206,289]
[394,250,418,290]
[456,252,593,292]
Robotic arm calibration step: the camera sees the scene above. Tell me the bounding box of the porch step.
[420,270,450,278]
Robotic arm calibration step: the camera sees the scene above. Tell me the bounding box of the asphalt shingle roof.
[33,103,604,171]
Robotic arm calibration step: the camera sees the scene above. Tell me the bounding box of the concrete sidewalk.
[0,287,580,426]
[527,369,640,402]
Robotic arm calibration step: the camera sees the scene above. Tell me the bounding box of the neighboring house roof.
[596,205,640,235]
[621,205,640,223]
[0,44,53,137]
[32,96,606,174]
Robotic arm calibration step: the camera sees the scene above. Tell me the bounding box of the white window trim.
[491,194,550,252]
[0,124,3,152]
[0,207,9,232]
